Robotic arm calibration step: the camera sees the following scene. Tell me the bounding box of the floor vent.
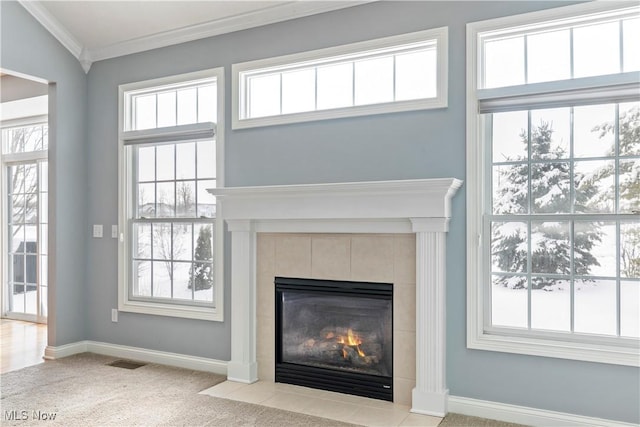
[107,359,147,369]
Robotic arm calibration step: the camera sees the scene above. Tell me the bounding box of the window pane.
[133,260,151,297]
[573,104,615,158]
[619,102,640,156]
[39,224,48,255]
[574,160,615,213]
[574,280,616,335]
[9,225,23,253]
[134,223,151,259]
[172,262,192,300]
[193,224,213,261]
[9,165,24,195]
[493,164,528,214]
[531,108,570,159]
[575,221,616,277]
[176,142,195,180]
[531,163,570,213]
[317,62,353,110]
[24,164,37,194]
[138,146,155,182]
[197,180,216,217]
[198,84,217,123]
[156,144,175,181]
[24,126,43,152]
[531,279,570,331]
[621,160,640,214]
[492,111,528,162]
[176,181,196,217]
[156,182,175,217]
[173,223,192,261]
[354,56,394,106]
[39,162,48,192]
[527,29,570,83]
[395,49,437,101]
[621,222,640,279]
[623,18,640,72]
[195,281,214,303]
[12,254,24,282]
[484,36,524,88]
[574,22,620,78]
[621,281,639,338]
[531,221,570,275]
[152,260,171,298]
[11,195,24,223]
[177,88,197,125]
[138,183,155,217]
[134,94,157,130]
[152,223,172,261]
[492,275,528,328]
[157,91,177,128]
[248,74,280,118]
[491,221,528,273]
[24,226,37,252]
[282,68,315,114]
[196,140,216,179]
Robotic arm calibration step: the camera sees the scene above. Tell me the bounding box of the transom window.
[118,68,224,321]
[233,27,447,129]
[467,3,639,366]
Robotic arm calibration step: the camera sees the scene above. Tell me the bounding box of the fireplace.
[275,277,393,401]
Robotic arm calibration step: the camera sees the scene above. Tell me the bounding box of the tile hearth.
[200,380,442,427]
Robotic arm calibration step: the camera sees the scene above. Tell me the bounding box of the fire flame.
[333,328,366,358]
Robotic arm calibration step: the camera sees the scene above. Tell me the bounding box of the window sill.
[119,298,223,322]
[467,329,640,367]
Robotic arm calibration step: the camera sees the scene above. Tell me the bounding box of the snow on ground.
[492,280,639,337]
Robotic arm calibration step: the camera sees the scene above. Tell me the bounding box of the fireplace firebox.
[275,277,393,401]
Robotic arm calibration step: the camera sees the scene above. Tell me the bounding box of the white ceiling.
[20,1,369,72]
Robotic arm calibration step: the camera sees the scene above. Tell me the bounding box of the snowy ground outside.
[492,280,639,338]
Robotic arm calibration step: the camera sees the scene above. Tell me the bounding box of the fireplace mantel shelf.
[210,178,463,231]
[212,178,463,417]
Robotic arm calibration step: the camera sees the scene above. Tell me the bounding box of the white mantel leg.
[411,219,449,417]
[226,220,258,383]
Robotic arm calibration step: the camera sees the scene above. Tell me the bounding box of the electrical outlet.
[93,224,103,238]
[111,309,118,322]
[111,225,118,239]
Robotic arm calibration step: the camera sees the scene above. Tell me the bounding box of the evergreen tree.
[492,121,602,289]
[188,225,213,291]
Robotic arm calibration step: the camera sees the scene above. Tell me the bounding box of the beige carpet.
[0,353,358,426]
[1,353,525,427]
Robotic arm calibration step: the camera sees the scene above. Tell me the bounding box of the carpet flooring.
[0,353,525,427]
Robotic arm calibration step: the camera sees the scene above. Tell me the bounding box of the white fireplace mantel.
[210,178,462,417]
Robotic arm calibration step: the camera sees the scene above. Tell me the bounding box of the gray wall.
[4,0,638,423]
[1,1,88,346]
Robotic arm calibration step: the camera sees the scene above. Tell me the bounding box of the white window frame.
[466,2,640,366]
[232,27,448,129]
[1,113,49,323]
[118,68,225,322]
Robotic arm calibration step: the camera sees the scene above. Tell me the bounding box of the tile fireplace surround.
[210,178,462,417]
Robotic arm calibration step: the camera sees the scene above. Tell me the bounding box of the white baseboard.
[43,340,227,376]
[448,396,637,427]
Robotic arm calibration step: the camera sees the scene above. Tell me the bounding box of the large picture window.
[118,69,224,321]
[467,3,639,365]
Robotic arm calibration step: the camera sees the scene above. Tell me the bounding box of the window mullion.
[526,110,532,330]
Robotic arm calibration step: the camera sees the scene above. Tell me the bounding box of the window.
[232,27,447,129]
[1,118,48,323]
[118,69,224,321]
[467,3,640,365]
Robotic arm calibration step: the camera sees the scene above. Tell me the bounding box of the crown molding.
[18,0,83,61]
[20,1,372,74]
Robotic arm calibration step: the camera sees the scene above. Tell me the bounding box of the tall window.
[467,3,639,365]
[118,69,224,321]
[233,27,447,129]
[1,120,48,323]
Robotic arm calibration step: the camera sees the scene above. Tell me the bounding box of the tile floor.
[200,380,442,427]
